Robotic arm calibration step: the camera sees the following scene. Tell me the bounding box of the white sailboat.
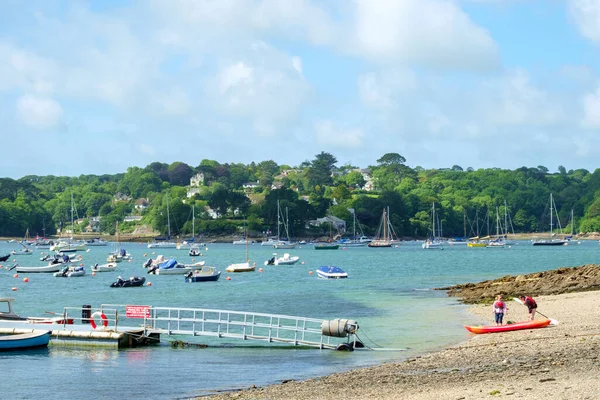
[532,193,567,246]
[177,205,204,249]
[226,221,256,272]
[148,195,177,249]
[338,208,368,247]
[50,193,87,252]
[422,203,443,249]
[486,207,505,248]
[273,200,296,249]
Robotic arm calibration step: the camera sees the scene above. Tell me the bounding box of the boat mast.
[383,208,388,241]
[550,193,554,239]
[432,203,436,239]
[276,200,281,241]
[70,192,74,240]
[166,194,171,239]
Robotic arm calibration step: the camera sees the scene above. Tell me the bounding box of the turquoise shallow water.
[0,240,597,399]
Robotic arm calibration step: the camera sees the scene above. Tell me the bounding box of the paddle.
[512,297,559,325]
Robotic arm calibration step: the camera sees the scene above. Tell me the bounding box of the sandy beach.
[204,290,600,399]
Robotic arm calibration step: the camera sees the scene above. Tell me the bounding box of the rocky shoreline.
[202,266,600,400]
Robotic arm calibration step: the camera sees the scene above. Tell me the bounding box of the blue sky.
[1,0,599,178]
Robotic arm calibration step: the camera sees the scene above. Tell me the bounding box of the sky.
[1,0,599,178]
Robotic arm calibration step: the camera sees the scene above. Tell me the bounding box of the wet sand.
[204,291,600,399]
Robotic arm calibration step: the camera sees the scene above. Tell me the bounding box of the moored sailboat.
[532,193,567,246]
[369,207,397,248]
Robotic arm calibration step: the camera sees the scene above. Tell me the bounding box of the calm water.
[1,240,598,399]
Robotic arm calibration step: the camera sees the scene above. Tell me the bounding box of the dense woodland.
[1,152,600,240]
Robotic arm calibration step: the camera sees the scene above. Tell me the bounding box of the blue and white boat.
[184,266,221,282]
[316,266,348,279]
[0,330,51,351]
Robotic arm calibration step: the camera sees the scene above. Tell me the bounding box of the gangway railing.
[100,304,360,350]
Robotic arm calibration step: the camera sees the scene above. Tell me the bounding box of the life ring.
[90,311,108,329]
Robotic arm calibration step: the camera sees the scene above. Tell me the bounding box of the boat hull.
[185,268,221,282]
[314,244,340,250]
[465,319,551,334]
[316,266,348,279]
[226,262,255,272]
[16,264,62,273]
[0,330,51,351]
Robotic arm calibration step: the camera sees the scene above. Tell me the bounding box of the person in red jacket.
[492,295,507,326]
[520,295,537,320]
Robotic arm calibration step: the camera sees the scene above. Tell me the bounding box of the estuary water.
[0,239,597,399]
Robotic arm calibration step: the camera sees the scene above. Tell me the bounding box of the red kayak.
[465,319,551,334]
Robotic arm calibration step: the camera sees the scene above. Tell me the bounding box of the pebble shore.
[203,291,600,399]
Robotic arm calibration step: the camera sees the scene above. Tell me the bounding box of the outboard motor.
[267,257,275,265]
[185,271,193,279]
[147,265,158,274]
[143,258,153,268]
[62,254,69,263]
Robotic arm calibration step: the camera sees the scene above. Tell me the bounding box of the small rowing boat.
[465,319,551,334]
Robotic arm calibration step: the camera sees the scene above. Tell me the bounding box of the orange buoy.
[23,277,29,282]
[309,271,313,275]
[13,273,18,278]
[12,287,17,291]
[80,263,84,266]
[92,272,96,276]
[226,276,231,280]
[259,268,263,272]
[146,282,152,286]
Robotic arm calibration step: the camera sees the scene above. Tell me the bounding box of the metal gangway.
[100,304,360,350]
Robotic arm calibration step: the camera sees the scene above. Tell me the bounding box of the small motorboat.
[184,266,221,282]
[0,298,73,324]
[91,263,118,272]
[146,259,193,275]
[110,276,146,288]
[53,265,86,277]
[0,330,51,351]
[188,246,202,257]
[0,254,10,262]
[316,266,348,279]
[264,253,300,266]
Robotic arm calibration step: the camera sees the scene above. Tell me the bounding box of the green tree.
[306,152,337,189]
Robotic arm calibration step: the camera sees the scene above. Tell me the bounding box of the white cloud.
[349,0,499,69]
[582,84,600,129]
[16,94,63,129]
[0,42,57,94]
[291,56,303,75]
[208,43,310,136]
[152,87,191,116]
[314,120,364,147]
[358,69,418,108]
[484,69,563,127]
[569,0,600,43]
[218,62,254,94]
